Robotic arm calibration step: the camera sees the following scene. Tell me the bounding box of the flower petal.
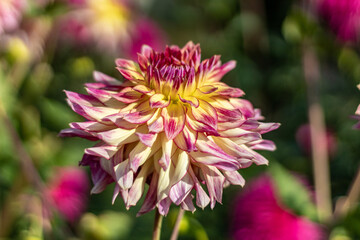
[190,100,218,131]
[199,165,225,209]
[85,145,118,159]
[149,93,170,108]
[158,137,173,170]
[173,125,197,152]
[136,133,158,147]
[127,160,153,208]
[114,159,133,190]
[161,102,186,140]
[223,171,245,186]
[169,173,193,205]
[97,128,137,146]
[137,173,158,217]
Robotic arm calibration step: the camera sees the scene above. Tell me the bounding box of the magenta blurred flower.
[0,0,25,34]
[46,167,90,222]
[60,42,279,216]
[318,0,360,42]
[231,175,324,240]
[295,123,337,157]
[126,19,166,60]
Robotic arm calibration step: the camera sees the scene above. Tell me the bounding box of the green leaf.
[269,162,318,221]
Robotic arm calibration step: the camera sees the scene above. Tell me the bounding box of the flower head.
[0,0,25,34]
[230,175,324,240]
[46,167,90,222]
[60,42,279,216]
[318,0,360,42]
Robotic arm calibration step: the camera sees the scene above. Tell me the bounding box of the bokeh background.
[1,0,360,239]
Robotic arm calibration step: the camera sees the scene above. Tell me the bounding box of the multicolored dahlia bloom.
[230,175,324,240]
[46,167,90,222]
[0,0,25,34]
[60,42,279,216]
[318,0,360,42]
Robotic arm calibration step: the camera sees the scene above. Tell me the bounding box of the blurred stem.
[0,174,26,237]
[302,41,332,222]
[153,210,163,240]
[0,109,44,191]
[334,167,360,218]
[170,208,185,240]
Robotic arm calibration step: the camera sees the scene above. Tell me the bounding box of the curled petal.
[190,151,240,171]
[161,102,186,140]
[191,100,218,131]
[199,165,225,209]
[158,137,173,170]
[136,133,158,147]
[223,171,245,186]
[114,159,133,190]
[97,128,137,146]
[127,160,153,208]
[59,128,98,141]
[179,95,199,107]
[93,71,121,86]
[149,93,170,108]
[248,139,276,151]
[85,145,118,159]
[169,173,193,205]
[137,173,158,217]
[115,58,138,71]
[188,166,210,209]
[173,125,197,152]
[124,101,156,124]
[181,194,196,213]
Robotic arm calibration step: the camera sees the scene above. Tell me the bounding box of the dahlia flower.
[0,0,25,34]
[46,167,90,222]
[60,42,279,216]
[318,0,360,42]
[230,175,324,240]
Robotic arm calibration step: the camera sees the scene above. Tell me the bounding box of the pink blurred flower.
[46,167,90,222]
[127,19,166,60]
[231,175,324,240]
[0,0,25,34]
[295,123,337,158]
[59,0,132,53]
[318,0,360,42]
[58,0,167,56]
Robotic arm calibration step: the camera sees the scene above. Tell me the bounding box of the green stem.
[153,210,163,240]
[170,208,185,240]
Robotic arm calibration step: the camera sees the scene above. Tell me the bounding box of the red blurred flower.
[46,167,90,222]
[231,175,324,240]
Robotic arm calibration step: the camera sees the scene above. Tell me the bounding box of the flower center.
[147,51,196,101]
